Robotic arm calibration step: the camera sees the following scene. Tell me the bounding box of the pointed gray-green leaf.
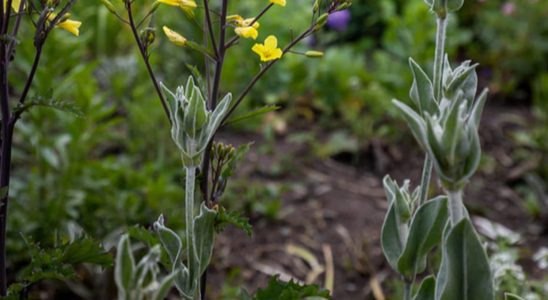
[393,100,428,150]
[504,293,526,300]
[153,215,183,270]
[381,202,405,270]
[173,267,195,300]
[115,234,135,299]
[435,219,494,300]
[413,276,436,300]
[442,100,466,167]
[461,128,481,182]
[398,196,448,277]
[193,203,217,276]
[383,176,411,223]
[445,63,478,101]
[201,93,232,151]
[425,116,447,178]
[409,58,436,115]
[447,0,464,12]
[470,88,488,128]
[152,272,177,300]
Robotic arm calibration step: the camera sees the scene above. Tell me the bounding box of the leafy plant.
[380,0,497,299]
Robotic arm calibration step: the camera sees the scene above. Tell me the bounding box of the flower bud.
[305,50,324,58]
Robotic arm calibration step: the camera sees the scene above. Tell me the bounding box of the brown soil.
[207,103,548,299]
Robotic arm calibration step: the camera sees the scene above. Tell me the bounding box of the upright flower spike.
[252,35,283,62]
[269,0,287,7]
[163,26,187,47]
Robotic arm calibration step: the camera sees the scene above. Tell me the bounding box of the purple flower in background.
[502,2,515,15]
[327,9,351,32]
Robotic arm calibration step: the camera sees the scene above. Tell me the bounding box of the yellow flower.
[163,26,187,47]
[3,0,23,12]
[47,12,81,36]
[235,26,258,40]
[242,18,260,29]
[157,0,197,11]
[56,19,82,36]
[269,0,286,7]
[252,35,283,62]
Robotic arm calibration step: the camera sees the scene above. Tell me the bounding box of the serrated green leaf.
[62,237,112,267]
[15,96,83,118]
[253,275,331,300]
[225,105,280,126]
[435,219,494,300]
[215,207,253,237]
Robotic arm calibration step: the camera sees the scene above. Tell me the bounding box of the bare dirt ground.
[208,103,548,299]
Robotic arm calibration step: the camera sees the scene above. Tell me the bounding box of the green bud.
[336,2,352,11]
[424,0,464,17]
[314,13,329,31]
[305,50,324,58]
[313,0,319,13]
[100,0,117,15]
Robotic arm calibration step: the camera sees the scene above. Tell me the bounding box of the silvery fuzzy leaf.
[115,234,135,300]
[398,196,448,277]
[381,200,405,270]
[409,58,437,115]
[441,99,467,167]
[173,266,195,300]
[444,62,478,101]
[393,99,429,150]
[135,245,162,288]
[460,127,481,183]
[469,88,489,128]
[435,219,494,300]
[383,176,412,223]
[183,84,208,139]
[153,215,184,271]
[192,203,217,276]
[152,272,177,300]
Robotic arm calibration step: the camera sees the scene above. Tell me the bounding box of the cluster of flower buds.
[394,57,488,191]
[163,76,232,168]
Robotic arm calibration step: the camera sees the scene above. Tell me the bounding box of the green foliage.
[251,276,331,300]
[7,236,111,297]
[214,206,253,237]
[435,219,494,300]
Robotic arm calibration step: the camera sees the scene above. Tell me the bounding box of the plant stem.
[447,189,464,225]
[184,166,199,297]
[126,1,172,124]
[403,279,412,300]
[433,16,447,101]
[418,16,447,206]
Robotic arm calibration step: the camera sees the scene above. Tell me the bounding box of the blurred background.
[6,0,548,298]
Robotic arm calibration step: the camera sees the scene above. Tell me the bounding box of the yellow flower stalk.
[269,0,286,7]
[163,26,187,47]
[235,26,258,40]
[156,0,197,11]
[252,35,283,62]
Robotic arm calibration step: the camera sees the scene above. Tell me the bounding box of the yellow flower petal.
[269,0,286,7]
[3,0,23,12]
[252,35,283,62]
[264,35,278,49]
[235,26,258,40]
[243,18,260,29]
[163,26,187,46]
[56,19,82,36]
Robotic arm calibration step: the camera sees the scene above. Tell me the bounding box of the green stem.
[447,189,464,225]
[403,280,412,300]
[184,166,198,296]
[433,16,447,101]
